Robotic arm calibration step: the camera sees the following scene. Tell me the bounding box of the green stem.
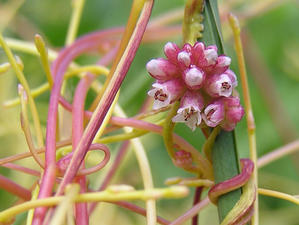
[200,0,242,222]
[211,130,241,221]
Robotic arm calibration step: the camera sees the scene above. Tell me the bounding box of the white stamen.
[216,75,232,97]
[148,83,171,110]
[172,106,201,131]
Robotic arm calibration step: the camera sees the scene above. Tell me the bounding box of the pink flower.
[172,91,204,131]
[202,99,225,127]
[146,41,243,131]
[221,97,245,131]
[146,58,178,80]
[204,72,235,97]
[148,78,185,110]
[202,97,244,131]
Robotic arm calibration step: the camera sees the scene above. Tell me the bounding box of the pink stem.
[170,197,210,225]
[0,174,31,200]
[58,97,210,172]
[208,158,254,204]
[1,163,40,177]
[55,0,153,197]
[113,201,170,225]
[89,141,130,213]
[33,28,124,225]
[191,187,203,225]
[71,44,117,225]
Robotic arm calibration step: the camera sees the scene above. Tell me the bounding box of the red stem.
[208,158,254,204]
[0,174,31,200]
[191,187,203,225]
[33,28,123,225]
[54,0,153,197]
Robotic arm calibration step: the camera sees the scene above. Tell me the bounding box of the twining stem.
[49,185,80,225]
[89,0,148,110]
[4,65,109,108]
[169,197,210,225]
[228,13,258,225]
[54,0,154,209]
[0,186,188,223]
[200,0,242,222]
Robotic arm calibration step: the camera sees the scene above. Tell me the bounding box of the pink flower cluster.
[147,42,244,131]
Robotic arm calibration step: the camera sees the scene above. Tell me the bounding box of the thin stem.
[113,102,157,225]
[0,0,25,31]
[112,201,170,225]
[4,64,109,108]
[0,34,44,148]
[89,0,147,110]
[0,186,188,223]
[258,139,299,168]
[65,0,86,45]
[55,0,154,195]
[258,188,299,205]
[49,185,80,225]
[170,197,210,225]
[35,34,53,88]
[19,85,45,168]
[191,187,203,225]
[1,163,40,177]
[228,13,258,225]
[0,174,31,201]
[163,102,180,158]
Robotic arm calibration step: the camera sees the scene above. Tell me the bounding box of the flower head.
[146,41,244,131]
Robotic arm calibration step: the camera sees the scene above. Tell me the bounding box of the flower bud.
[182,67,205,90]
[212,55,231,75]
[221,97,244,131]
[204,45,218,66]
[177,51,191,67]
[146,58,178,80]
[164,42,180,63]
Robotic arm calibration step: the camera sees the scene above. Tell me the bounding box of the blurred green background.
[0,0,299,224]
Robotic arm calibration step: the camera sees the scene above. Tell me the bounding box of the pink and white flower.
[148,78,185,110]
[204,73,234,97]
[172,91,204,131]
[146,41,244,131]
[202,99,225,127]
